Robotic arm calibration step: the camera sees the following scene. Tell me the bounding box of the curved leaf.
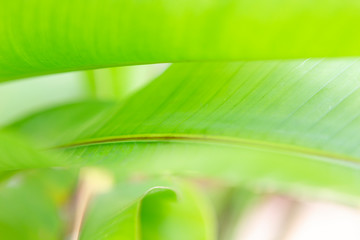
[8,59,360,199]
[69,59,360,161]
[80,179,215,240]
[66,59,360,199]
[2,0,360,80]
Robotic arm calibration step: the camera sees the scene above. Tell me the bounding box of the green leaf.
[2,0,360,80]
[7,59,360,200]
[140,180,216,240]
[80,179,215,240]
[0,131,61,171]
[0,101,117,171]
[56,59,360,200]
[68,59,360,160]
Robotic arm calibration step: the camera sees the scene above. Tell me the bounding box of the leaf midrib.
[55,133,360,168]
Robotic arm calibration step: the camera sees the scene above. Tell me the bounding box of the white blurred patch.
[0,72,86,126]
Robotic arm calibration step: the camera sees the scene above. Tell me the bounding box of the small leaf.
[79,179,215,240]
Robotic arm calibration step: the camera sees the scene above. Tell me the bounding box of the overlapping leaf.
[6,59,360,200]
[2,0,360,80]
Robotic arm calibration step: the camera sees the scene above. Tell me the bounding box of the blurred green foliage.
[2,0,360,239]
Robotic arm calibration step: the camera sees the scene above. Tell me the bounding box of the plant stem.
[66,168,113,240]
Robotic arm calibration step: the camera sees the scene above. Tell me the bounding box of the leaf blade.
[2,0,360,80]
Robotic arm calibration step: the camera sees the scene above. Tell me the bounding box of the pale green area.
[0,72,86,126]
[84,64,169,100]
[0,64,168,126]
